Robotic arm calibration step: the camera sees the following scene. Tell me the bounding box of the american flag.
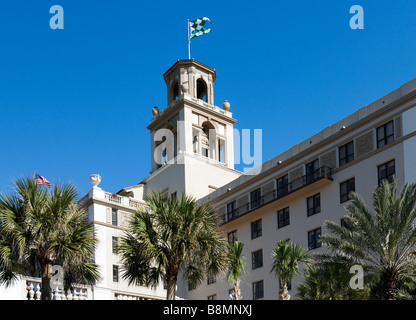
[35,173,52,188]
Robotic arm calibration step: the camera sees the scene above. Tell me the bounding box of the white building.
[3,58,416,300]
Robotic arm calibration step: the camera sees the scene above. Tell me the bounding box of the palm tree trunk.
[40,260,53,300]
[381,269,399,300]
[166,277,177,300]
[279,282,291,300]
[166,261,180,300]
[234,281,242,300]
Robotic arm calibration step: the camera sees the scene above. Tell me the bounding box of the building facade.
[3,59,416,300]
[86,59,416,300]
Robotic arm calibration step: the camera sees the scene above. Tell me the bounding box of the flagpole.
[187,19,191,59]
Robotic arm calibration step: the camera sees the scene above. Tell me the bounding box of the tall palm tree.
[118,192,227,300]
[226,241,245,300]
[270,239,311,300]
[318,179,416,300]
[0,177,100,300]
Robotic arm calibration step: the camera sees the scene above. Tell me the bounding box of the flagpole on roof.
[187,19,191,59]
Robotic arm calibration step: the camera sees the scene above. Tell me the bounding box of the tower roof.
[163,59,216,82]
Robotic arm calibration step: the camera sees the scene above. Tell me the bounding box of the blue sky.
[1,0,416,196]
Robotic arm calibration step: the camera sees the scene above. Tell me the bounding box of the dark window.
[173,81,179,100]
[252,280,264,300]
[112,209,118,226]
[112,237,119,254]
[277,207,290,229]
[378,160,395,186]
[340,178,355,203]
[113,265,119,282]
[377,121,394,148]
[188,281,196,291]
[207,274,216,285]
[227,230,238,244]
[207,294,217,300]
[252,249,263,269]
[339,141,354,166]
[307,194,321,217]
[250,188,262,209]
[340,217,352,231]
[171,192,177,200]
[308,228,322,250]
[251,219,262,239]
[306,159,319,183]
[197,78,207,101]
[276,175,289,197]
[227,201,237,220]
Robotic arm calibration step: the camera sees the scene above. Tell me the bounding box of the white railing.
[25,278,89,300]
[104,192,147,210]
[104,192,122,204]
[129,199,147,211]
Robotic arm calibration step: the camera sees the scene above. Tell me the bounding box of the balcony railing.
[105,192,122,204]
[219,166,332,225]
[25,277,89,300]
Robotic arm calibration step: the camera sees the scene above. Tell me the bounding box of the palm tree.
[297,263,369,300]
[318,179,416,300]
[226,241,245,300]
[270,239,311,300]
[118,192,227,300]
[0,177,100,300]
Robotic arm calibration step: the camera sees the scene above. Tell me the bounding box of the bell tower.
[164,58,215,106]
[145,59,241,199]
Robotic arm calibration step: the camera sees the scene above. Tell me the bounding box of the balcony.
[219,166,332,225]
[79,189,147,213]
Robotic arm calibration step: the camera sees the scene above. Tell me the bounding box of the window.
[160,190,168,200]
[377,121,394,148]
[171,192,177,200]
[252,249,263,269]
[276,175,289,197]
[197,78,207,102]
[340,178,355,203]
[218,139,225,163]
[341,217,352,231]
[308,228,322,250]
[307,194,321,217]
[251,219,262,239]
[112,209,118,226]
[228,289,235,300]
[173,81,179,100]
[188,281,196,291]
[378,160,395,186]
[112,237,119,254]
[207,274,216,285]
[277,207,290,229]
[339,141,354,166]
[227,200,237,221]
[113,265,119,282]
[250,188,262,209]
[306,159,319,183]
[227,230,238,244]
[207,294,217,300]
[252,280,264,300]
